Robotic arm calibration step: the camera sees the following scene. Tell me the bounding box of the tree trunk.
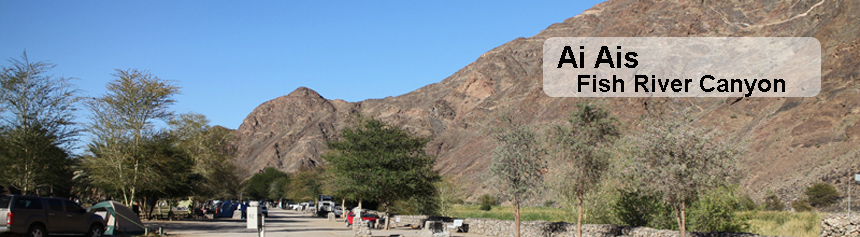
[680,202,687,237]
[342,199,346,221]
[122,188,129,207]
[577,192,583,237]
[515,197,521,237]
[384,203,391,230]
[147,198,157,220]
[130,160,138,206]
[675,203,687,237]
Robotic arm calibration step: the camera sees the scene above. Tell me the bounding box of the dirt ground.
[143,208,486,237]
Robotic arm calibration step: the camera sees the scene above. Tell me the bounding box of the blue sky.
[1,0,605,130]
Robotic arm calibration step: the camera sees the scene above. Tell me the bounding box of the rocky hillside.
[234,0,860,203]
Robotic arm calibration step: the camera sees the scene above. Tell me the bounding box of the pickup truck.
[1,195,105,237]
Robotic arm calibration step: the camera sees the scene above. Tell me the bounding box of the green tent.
[88,201,146,236]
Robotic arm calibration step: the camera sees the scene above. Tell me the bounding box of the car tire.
[86,224,103,237]
[26,224,46,237]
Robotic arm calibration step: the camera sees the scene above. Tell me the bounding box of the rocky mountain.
[234,0,860,203]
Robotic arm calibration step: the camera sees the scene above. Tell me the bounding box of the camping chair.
[447,219,464,232]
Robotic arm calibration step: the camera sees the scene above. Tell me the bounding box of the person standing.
[132,201,141,219]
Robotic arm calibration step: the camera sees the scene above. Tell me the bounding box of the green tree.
[0,52,79,195]
[168,113,242,200]
[627,115,740,237]
[805,183,839,208]
[324,116,439,230]
[135,133,197,219]
[286,167,325,202]
[85,69,180,205]
[488,115,545,237]
[548,102,620,237]
[244,167,289,200]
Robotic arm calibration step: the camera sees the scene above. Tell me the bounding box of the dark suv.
[0,195,104,237]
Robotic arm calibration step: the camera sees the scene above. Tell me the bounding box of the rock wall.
[465,218,764,237]
[394,215,429,227]
[821,214,860,237]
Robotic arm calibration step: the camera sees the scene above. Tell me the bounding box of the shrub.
[479,194,497,211]
[543,200,556,207]
[688,186,748,233]
[792,199,813,212]
[612,188,675,229]
[805,183,839,208]
[764,192,785,211]
[738,194,758,211]
[479,202,492,211]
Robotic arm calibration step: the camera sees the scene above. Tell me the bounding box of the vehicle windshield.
[0,196,10,208]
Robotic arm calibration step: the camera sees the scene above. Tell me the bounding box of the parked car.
[0,195,105,237]
[344,210,378,228]
[334,206,343,217]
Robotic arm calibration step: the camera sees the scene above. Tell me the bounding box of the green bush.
[792,199,813,212]
[688,186,748,233]
[479,194,497,211]
[479,202,492,211]
[805,183,839,208]
[612,188,675,229]
[738,194,758,211]
[764,191,786,211]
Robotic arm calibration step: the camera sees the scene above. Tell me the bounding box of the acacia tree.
[324,116,439,230]
[627,115,739,237]
[168,113,242,200]
[0,52,79,195]
[548,102,620,237]
[135,132,197,219]
[488,115,545,237]
[85,69,180,205]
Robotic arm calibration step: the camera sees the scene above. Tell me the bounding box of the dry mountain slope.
[234,0,860,202]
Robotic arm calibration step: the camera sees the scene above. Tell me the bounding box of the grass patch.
[448,204,573,222]
[741,211,821,237]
